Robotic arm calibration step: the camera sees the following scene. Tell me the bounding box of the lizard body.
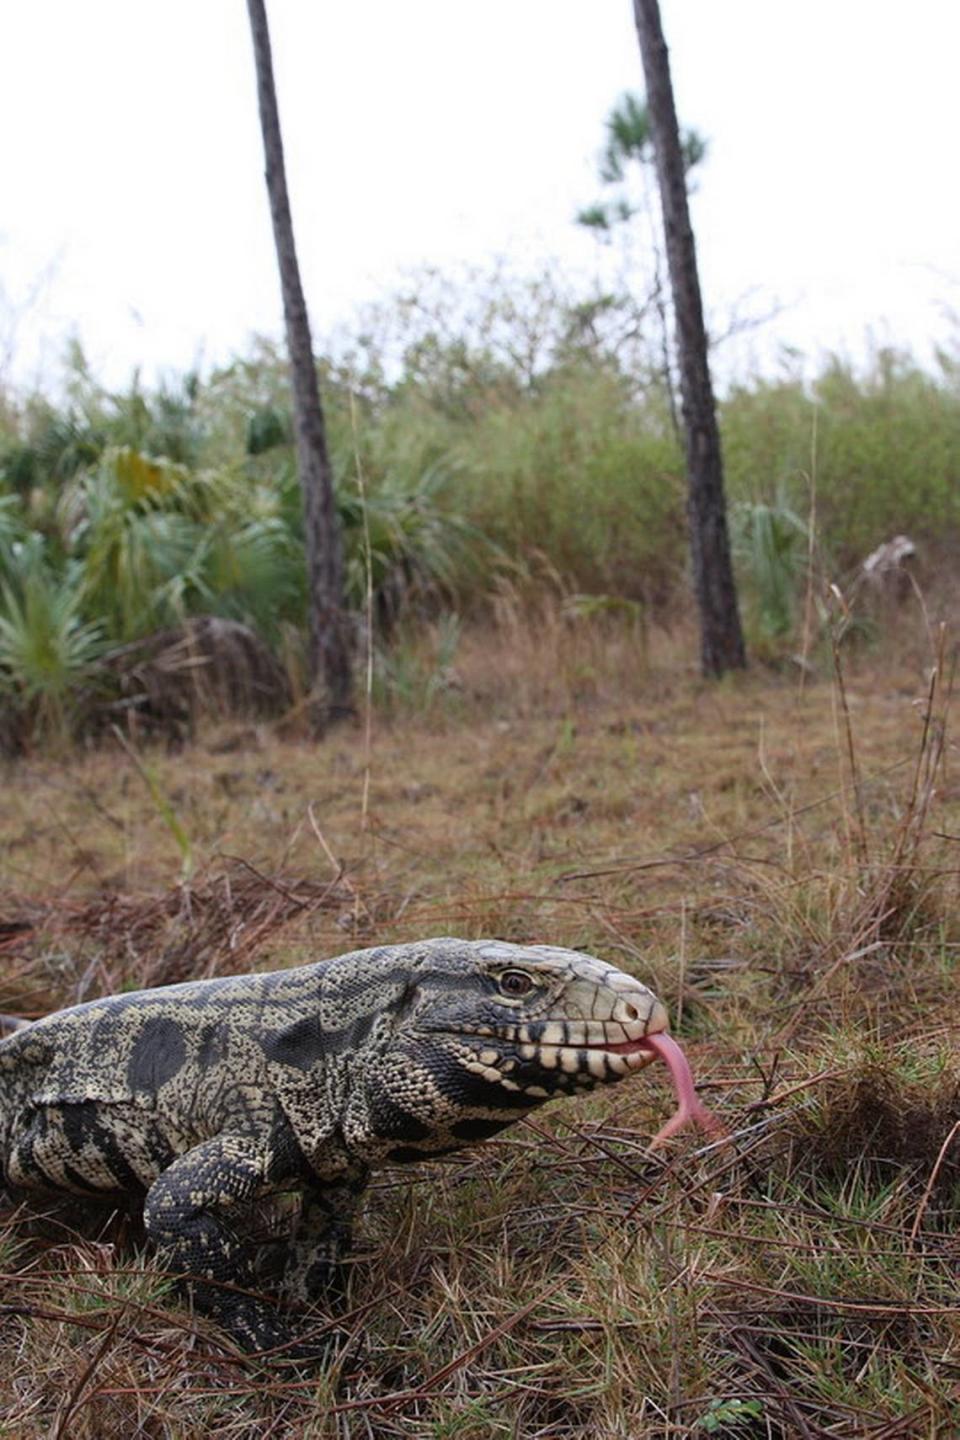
[0,937,668,1357]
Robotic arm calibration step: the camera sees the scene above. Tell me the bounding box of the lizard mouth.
[517,1030,725,1146]
[574,1011,673,1068]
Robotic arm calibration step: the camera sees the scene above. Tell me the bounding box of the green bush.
[451,366,685,603]
[2,268,960,748]
[722,349,960,568]
[0,540,103,746]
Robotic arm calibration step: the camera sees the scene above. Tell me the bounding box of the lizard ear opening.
[383,977,422,1031]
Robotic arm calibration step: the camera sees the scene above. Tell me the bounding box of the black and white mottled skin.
[0,937,668,1359]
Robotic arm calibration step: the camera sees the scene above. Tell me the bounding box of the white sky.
[2,0,958,393]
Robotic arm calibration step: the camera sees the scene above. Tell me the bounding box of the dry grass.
[2,607,960,1437]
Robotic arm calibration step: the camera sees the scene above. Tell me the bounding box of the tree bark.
[245,0,353,725]
[632,0,746,676]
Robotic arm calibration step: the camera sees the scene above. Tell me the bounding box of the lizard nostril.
[622,1002,641,1022]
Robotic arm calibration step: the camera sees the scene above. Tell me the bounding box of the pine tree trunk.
[246,0,353,726]
[632,0,746,677]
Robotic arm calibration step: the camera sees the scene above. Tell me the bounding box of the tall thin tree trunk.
[246,0,353,725]
[632,0,746,677]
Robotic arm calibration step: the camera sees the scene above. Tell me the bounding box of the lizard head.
[348,939,670,1161]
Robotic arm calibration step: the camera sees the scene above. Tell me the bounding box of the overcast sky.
[2,0,958,393]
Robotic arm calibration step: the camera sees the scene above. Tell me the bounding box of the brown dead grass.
[2,610,960,1437]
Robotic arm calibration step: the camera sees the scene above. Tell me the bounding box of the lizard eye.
[499,970,534,998]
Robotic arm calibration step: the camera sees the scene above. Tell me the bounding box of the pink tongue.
[636,1032,726,1148]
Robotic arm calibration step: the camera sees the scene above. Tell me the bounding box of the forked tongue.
[639,1031,726,1148]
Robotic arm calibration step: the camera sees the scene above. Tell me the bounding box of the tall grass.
[722,348,960,569]
[1,271,960,744]
[454,366,685,604]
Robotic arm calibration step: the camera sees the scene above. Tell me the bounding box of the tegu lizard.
[0,938,716,1359]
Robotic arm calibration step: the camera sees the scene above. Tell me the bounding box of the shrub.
[722,349,960,569]
[0,541,103,747]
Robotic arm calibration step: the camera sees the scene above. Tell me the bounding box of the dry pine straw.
[1,631,960,1437]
